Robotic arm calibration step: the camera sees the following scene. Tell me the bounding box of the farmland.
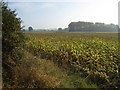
[24,32,119,88]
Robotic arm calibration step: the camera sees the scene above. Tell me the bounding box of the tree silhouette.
[58,28,62,31]
[28,26,33,31]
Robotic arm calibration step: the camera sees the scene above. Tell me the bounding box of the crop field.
[25,32,120,88]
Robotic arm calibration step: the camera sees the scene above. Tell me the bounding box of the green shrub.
[2,2,25,86]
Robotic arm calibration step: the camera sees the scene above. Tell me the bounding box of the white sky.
[7,0,119,29]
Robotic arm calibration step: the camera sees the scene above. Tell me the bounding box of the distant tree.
[58,28,62,31]
[22,29,25,31]
[64,28,68,30]
[28,26,33,31]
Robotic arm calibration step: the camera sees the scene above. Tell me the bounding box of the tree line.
[69,21,118,32]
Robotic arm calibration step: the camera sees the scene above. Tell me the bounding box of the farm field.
[24,32,120,88]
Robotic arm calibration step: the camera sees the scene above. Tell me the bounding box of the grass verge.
[8,49,98,88]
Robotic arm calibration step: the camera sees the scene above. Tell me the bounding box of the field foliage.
[25,32,120,88]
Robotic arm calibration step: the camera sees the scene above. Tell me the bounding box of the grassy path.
[16,50,98,88]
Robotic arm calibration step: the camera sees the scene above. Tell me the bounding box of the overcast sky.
[7,0,119,29]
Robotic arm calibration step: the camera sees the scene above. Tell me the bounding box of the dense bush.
[2,2,25,86]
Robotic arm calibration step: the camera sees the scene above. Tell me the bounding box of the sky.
[7,0,119,29]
